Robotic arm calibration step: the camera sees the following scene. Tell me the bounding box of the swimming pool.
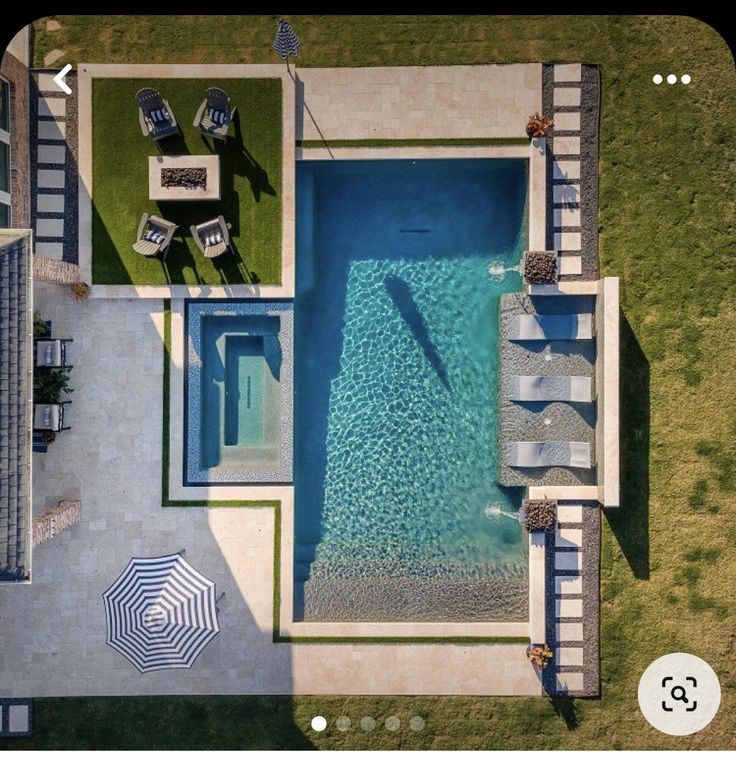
[185,301,293,484]
[294,159,529,622]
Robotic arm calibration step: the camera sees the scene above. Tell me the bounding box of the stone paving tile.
[38,96,66,117]
[555,551,583,571]
[553,160,580,181]
[38,120,66,140]
[555,527,583,547]
[555,670,584,691]
[555,574,583,594]
[554,64,582,82]
[559,256,583,276]
[34,243,63,260]
[553,111,581,131]
[556,622,584,641]
[37,194,65,213]
[36,218,64,237]
[37,169,65,189]
[553,183,581,204]
[553,87,581,107]
[557,646,584,666]
[554,232,582,251]
[38,72,60,91]
[38,144,66,164]
[556,598,583,617]
[554,206,582,226]
[553,136,581,155]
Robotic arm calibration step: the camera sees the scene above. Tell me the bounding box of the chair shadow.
[384,274,451,391]
[224,111,277,203]
[603,309,650,579]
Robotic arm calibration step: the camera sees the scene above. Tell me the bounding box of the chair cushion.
[204,232,224,247]
[207,107,227,125]
[145,228,165,244]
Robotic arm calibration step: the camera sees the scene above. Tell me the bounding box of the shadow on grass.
[230,111,277,202]
[604,309,650,580]
[548,696,579,731]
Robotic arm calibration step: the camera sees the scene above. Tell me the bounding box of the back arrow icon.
[53,64,73,95]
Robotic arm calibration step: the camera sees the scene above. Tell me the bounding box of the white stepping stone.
[555,232,582,251]
[37,218,64,237]
[555,575,583,594]
[553,183,580,204]
[556,622,583,641]
[38,120,66,140]
[38,96,66,118]
[37,194,65,213]
[38,144,66,164]
[46,19,62,32]
[555,550,582,571]
[35,242,64,260]
[554,64,582,82]
[38,72,60,91]
[553,160,580,181]
[37,169,65,188]
[8,704,30,733]
[44,49,65,66]
[556,671,584,692]
[559,256,583,276]
[553,87,581,107]
[556,527,583,547]
[556,503,584,521]
[554,206,581,227]
[554,111,581,131]
[554,136,581,155]
[556,598,583,618]
[557,646,584,666]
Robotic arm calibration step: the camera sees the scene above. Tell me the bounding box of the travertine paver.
[34,242,63,260]
[553,136,581,155]
[44,49,64,67]
[556,623,584,642]
[554,64,582,82]
[557,646,584,666]
[8,704,30,733]
[37,169,65,189]
[37,194,65,213]
[555,575,583,594]
[555,528,583,547]
[556,599,583,617]
[36,218,64,237]
[38,96,66,118]
[553,183,580,203]
[555,551,582,571]
[38,72,61,91]
[559,257,583,276]
[553,160,580,181]
[0,283,541,698]
[553,206,581,226]
[553,111,581,131]
[38,144,66,164]
[554,232,582,251]
[556,671,584,691]
[556,504,584,521]
[553,87,581,107]
[38,120,66,140]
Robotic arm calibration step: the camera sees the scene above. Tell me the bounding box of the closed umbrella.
[103,553,220,673]
[273,18,300,61]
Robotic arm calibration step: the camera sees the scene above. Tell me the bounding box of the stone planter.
[521,498,558,532]
[523,250,558,285]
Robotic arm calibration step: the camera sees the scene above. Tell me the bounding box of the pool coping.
[76,63,295,299]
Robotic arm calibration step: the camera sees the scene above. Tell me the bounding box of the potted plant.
[521,499,557,532]
[70,281,91,302]
[526,112,554,139]
[527,643,554,669]
[33,310,48,337]
[523,251,558,284]
[34,367,74,404]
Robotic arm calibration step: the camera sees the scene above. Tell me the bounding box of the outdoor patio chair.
[35,338,73,369]
[132,213,178,259]
[193,87,237,142]
[135,87,181,141]
[508,375,593,403]
[506,313,594,341]
[190,215,233,259]
[33,401,72,433]
[505,441,592,469]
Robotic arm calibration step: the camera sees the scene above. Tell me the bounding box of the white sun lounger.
[509,375,593,403]
[505,441,592,468]
[508,313,594,341]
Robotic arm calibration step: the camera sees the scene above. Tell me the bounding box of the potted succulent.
[70,281,91,302]
[526,112,554,139]
[521,499,557,532]
[523,251,558,285]
[527,643,554,669]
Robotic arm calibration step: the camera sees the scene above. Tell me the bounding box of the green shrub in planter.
[521,499,557,532]
[34,367,74,404]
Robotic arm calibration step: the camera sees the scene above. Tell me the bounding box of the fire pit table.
[148,155,221,201]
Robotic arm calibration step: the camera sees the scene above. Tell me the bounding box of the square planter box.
[523,250,558,285]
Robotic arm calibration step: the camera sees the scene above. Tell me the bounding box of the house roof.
[0,231,31,581]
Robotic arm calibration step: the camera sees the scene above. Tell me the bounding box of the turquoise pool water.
[295,159,529,622]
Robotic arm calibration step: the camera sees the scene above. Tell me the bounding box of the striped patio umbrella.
[273,18,300,60]
[103,553,220,673]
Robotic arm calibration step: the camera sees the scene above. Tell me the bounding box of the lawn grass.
[91,77,282,285]
[29,14,736,750]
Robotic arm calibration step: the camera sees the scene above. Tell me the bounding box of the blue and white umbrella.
[103,553,220,673]
[273,18,300,60]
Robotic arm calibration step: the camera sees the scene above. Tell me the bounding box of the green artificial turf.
[26,14,736,751]
[91,78,282,285]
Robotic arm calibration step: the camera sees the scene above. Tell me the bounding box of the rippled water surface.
[295,159,529,622]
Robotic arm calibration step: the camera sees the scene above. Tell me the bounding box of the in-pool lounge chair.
[193,87,237,142]
[132,213,178,259]
[136,87,181,141]
[190,216,233,259]
[507,313,594,341]
[505,440,592,469]
[35,338,73,369]
[509,375,593,403]
[33,401,72,433]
